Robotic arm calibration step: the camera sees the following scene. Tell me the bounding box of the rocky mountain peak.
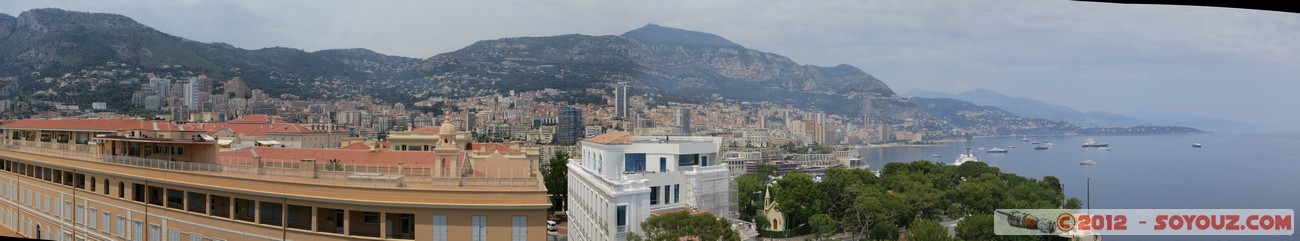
[622,23,743,48]
[16,8,151,33]
[0,13,15,39]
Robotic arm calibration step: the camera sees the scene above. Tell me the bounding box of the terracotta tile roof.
[3,119,181,131]
[228,114,274,124]
[340,142,372,150]
[220,146,460,166]
[585,132,632,145]
[471,142,516,152]
[180,122,344,137]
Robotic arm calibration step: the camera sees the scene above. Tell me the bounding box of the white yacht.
[987,147,1009,153]
[953,148,981,166]
[1082,138,1109,147]
[1080,159,1098,165]
[1192,142,1202,148]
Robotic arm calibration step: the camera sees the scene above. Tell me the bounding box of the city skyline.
[2,1,1297,129]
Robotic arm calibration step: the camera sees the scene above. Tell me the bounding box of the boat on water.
[1031,141,1040,144]
[953,148,981,165]
[1080,159,1097,165]
[1022,137,1031,142]
[1192,142,1202,148]
[1082,138,1109,147]
[1098,147,1110,151]
[987,147,1008,153]
[931,154,942,158]
[1008,145,1015,148]
[1033,146,1048,150]
[1047,142,1056,146]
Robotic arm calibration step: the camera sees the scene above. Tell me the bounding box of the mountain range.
[0,8,1203,135]
[907,89,1250,130]
[1,8,918,122]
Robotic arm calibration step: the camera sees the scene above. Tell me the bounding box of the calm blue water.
[857,132,1300,241]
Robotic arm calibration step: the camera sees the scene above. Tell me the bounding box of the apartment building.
[566,132,731,241]
[0,118,548,241]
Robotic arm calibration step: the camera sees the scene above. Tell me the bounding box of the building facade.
[566,132,731,241]
[556,107,583,145]
[673,107,691,135]
[0,118,548,241]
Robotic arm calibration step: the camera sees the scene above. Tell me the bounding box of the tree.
[868,222,899,241]
[634,211,741,241]
[953,173,1005,214]
[736,174,767,219]
[753,213,770,232]
[756,163,778,178]
[955,214,995,241]
[544,150,570,213]
[1065,197,1083,209]
[855,185,913,229]
[904,218,952,241]
[773,171,821,226]
[809,213,838,240]
[818,168,876,237]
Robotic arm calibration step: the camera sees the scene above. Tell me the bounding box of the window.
[132,220,143,241]
[650,186,660,205]
[702,155,709,166]
[286,204,312,230]
[132,184,145,202]
[674,184,680,203]
[63,202,71,221]
[102,212,111,232]
[76,205,84,224]
[148,186,164,206]
[169,228,180,241]
[660,157,667,172]
[663,185,671,204]
[149,224,160,241]
[511,216,527,241]
[117,216,126,237]
[471,216,487,241]
[678,154,699,166]
[617,205,628,233]
[209,195,230,218]
[431,215,448,241]
[186,192,206,214]
[362,212,379,225]
[166,189,185,209]
[88,208,97,230]
[623,153,646,172]
[259,202,284,226]
[172,147,184,155]
[233,198,255,222]
[189,233,203,241]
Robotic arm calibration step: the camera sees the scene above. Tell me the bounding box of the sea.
[856,131,1300,241]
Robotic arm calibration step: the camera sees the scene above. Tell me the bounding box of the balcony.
[0,139,541,190]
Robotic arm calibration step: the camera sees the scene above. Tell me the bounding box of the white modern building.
[566,132,731,241]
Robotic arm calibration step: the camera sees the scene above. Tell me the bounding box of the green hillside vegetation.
[738,160,1078,240]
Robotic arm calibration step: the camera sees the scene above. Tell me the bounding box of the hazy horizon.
[3,0,1297,129]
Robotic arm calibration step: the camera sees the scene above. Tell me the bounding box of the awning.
[256,140,282,146]
[198,134,216,142]
[217,139,234,146]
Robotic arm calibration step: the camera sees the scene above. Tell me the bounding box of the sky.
[3,0,1298,129]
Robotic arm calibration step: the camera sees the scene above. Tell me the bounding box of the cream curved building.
[0,118,548,241]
